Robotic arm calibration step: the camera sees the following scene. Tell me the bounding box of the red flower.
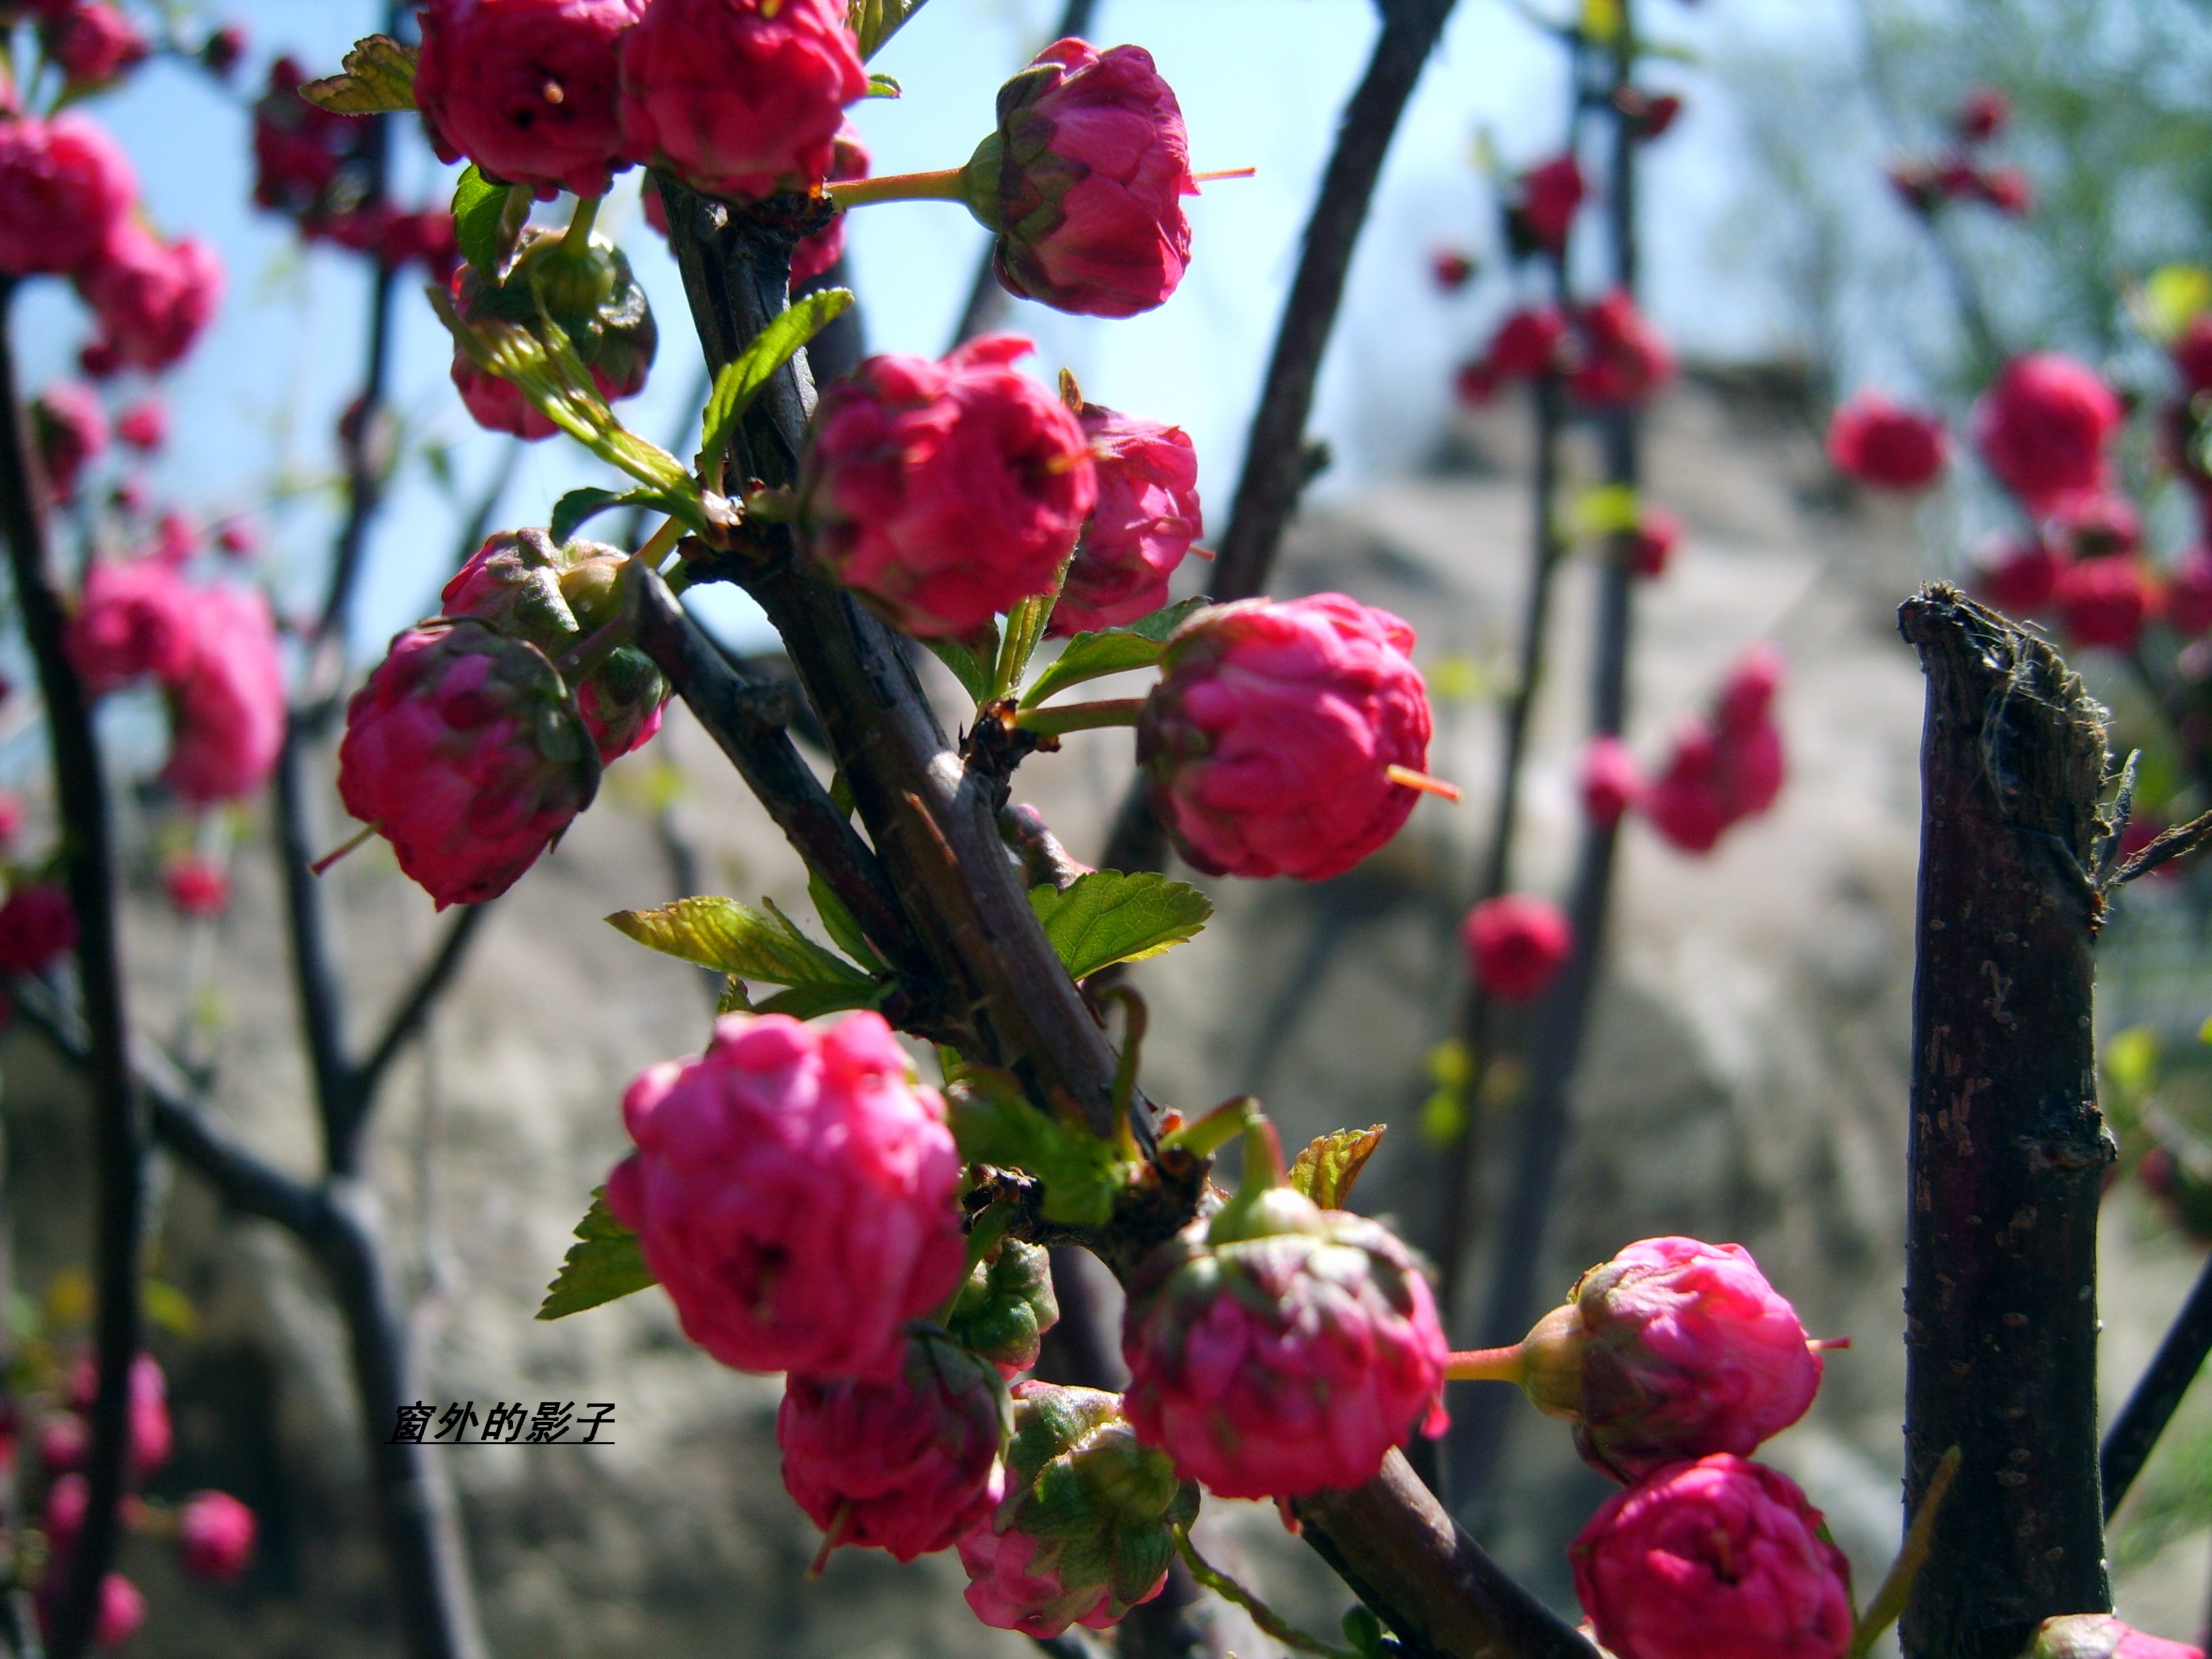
[251,57,363,216]
[164,857,231,918]
[79,225,224,372]
[965,39,1197,319]
[1644,650,1787,855]
[1955,86,2010,144]
[115,397,165,452]
[1490,305,1568,380]
[1625,510,1679,579]
[416,0,645,200]
[2057,493,2141,558]
[1616,87,1683,142]
[1975,539,2061,615]
[1971,165,2033,217]
[1050,401,1202,636]
[41,3,148,90]
[1826,392,1948,491]
[617,0,865,202]
[802,335,1097,637]
[0,114,137,277]
[1580,735,1643,825]
[69,556,199,695]
[0,884,77,975]
[1971,353,2122,516]
[2053,555,2156,651]
[1462,895,1573,1001]
[1570,290,1674,408]
[1514,154,1585,253]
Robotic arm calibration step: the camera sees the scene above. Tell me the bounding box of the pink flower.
[1973,353,2123,516]
[43,1472,87,1556]
[1514,154,1585,253]
[1625,510,1679,579]
[1956,86,2010,144]
[1971,165,2033,216]
[251,58,361,216]
[30,382,108,501]
[1431,249,1475,291]
[1826,392,1948,491]
[1138,594,1434,882]
[965,39,1196,319]
[802,335,1097,637]
[69,557,198,695]
[415,0,644,199]
[1488,306,1568,382]
[91,1574,144,1648]
[777,1328,1008,1563]
[1570,290,1674,408]
[39,1412,88,1473]
[1570,1454,1852,1659]
[1050,401,1202,635]
[1505,1237,1823,1482]
[0,789,24,848]
[1976,539,2061,615]
[617,0,865,203]
[959,1382,1196,1637]
[2057,493,2142,558]
[80,225,224,373]
[1581,735,1643,825]
[605,1012,966,1380]
[115,397,165,452]
[1643,651,1786,856]
[68,1353,171,1479]
[2053,555,2156,651]
[792,125,869,288]
[2168,548,2212,636]
[0,114,137,277]
[176,1490,258,1584]
[161,585,285,805]
[337,619,599,907]
[165,857,230,918]
[1122,1137,1447,1499]
[216,518,258,558]
[1463,895,1574,1002]
[2027,1615,2205,1659]
[41,3,150,90]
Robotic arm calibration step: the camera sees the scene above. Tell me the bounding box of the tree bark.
[1896,585,2112,1659]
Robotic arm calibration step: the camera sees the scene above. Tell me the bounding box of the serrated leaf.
[846,0,931,59]
[300,34,417,114]
[809,869,886,973]
[453,164,527,281]
[537,1189,656,1319]
[1019,597,1207,707]
[1289,1126,1387,1211]
[1028,871,1211,981]
[607,895,872,988]
[948,1073,1119,1225]
[926,632,996,705]
[865,73,901,98]
[700,288,855,477]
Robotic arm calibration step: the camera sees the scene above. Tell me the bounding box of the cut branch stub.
[1896,584,2113,1659]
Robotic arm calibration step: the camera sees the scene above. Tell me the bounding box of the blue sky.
[12,0,1851,653]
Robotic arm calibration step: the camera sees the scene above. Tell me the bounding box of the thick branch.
[0,280,146,1659]
[1896,585,2112,1659]
[2102,1249,2212,1519]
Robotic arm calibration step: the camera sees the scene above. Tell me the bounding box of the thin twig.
[2102,1247,2212,1519]
[1176,1532,1357,1659]
[0,279,146,1659]
[2113,805,2212,886]
[353,903,493,1112]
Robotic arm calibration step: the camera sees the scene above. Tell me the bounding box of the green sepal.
[537,1188,656,1319]
[1288,1126,1387,1211]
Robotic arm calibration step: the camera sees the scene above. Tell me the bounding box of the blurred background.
[9,0,2212,1654]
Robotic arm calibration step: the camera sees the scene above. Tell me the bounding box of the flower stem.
[1442,1344,1526,1384]
[1175,1532,1359,1659]
[635,516,686,569]
[1015,698,1145,739]
[1158,1095,1261,1160]
[560,194,602,256]
[309,819,382,877]
[825,167,968,210]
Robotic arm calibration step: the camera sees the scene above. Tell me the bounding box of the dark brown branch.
[276,723,356,1168]
[0,279,146,1659]
[2102,1248,2212,1519]
[352,903,493,1115]
[1896,585,2112,1659]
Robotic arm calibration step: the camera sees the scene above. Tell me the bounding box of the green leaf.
[1289,1126,1387,1211]
[537,1189,656,1319]
[1028,871,1211,981]
[141,1278,199,1341]
[809,870,886,974]
[846,0,931,59]
[453,164,528,281]
[865,73,901,98]
[926,630,997,705]
[1019,597,1208,708]
[948,1073,1120,1226]
[995,578,1064,700]
[550,483,700,546]
[300,34,417,114]
[699,289,855,477]
[607,895,872,988]
[756,981,882,1019]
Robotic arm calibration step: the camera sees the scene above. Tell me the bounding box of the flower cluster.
[1454,291,1674,409]
[1887,87,2033,220]
[1826,391,1948,493]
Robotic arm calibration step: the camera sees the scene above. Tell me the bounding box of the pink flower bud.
[1485,306,1568,384]
[1973,353,2122,518]
[0,789,24,849]
[802,335,1097,637]
[1504,1236,1822,1481]
[115,398,165,453]
[1977,539,2062,616]
[1463,895,1574,1002]
[68,1353,172,1479]
[1138,594,1435,881]
[92,1574,144,1649]
[43,1472,87,1556]
[605,1012,966,1380]
[1625,510,1679,579]
[1826,392,1948,491]
[201,23,247,77]
[1122,1130,1448,1499]
[0,114,136,278]
[80,224,224,373]
[177,1490,258,1584]
[41,3,149,91]
[778,1328,1008,1563]
[415,0,645,201]
[1956,86,2010,144]
[2168,548,2212,636]
[962,39,1196,319]
[252,58,361,216]
[1050,401,1202,636]
[1570,1454,1851,1659]
[68,557,197,695]
[945,1236,1059,1378]
[165,857,230,918]
[792,124,869,288]
[160,586,285,806]
[1570,290,1674,409]
[30,382,108,501]
[960,1382,1196,1637]
[2055,555,2156,651]
[1581,735,1643,825]
[0,884,77,975]
[2058,493,2142,559]
[38,1412,88,1473]
[2027,1615,2205,1659]
[1513,154,1585,254]
[216,518,258,558]
[1971,165,2034,217]
[1643,651,1786,856]
[337,619,599,907]
[1715,645,1783,733]
[1431,249,1475,291]
[617,0,865,203]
